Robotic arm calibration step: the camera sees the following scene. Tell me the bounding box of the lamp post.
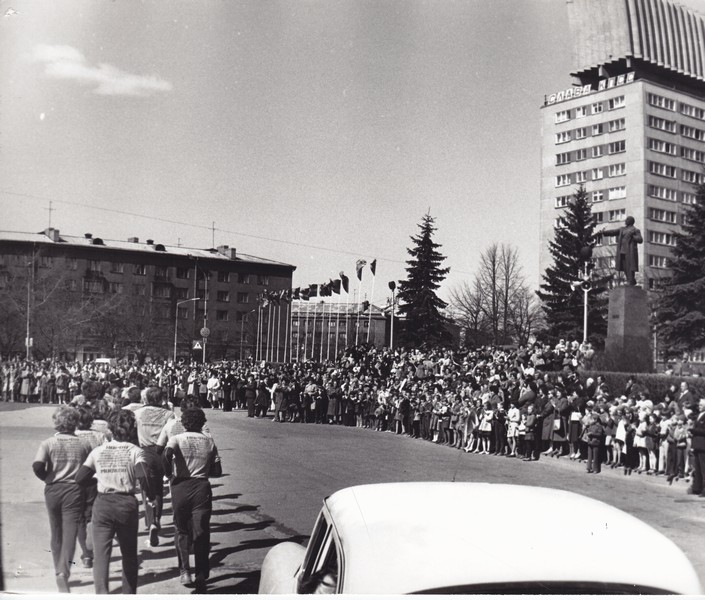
[174,298,200,362]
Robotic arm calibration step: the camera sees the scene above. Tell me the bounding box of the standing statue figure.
[600,216,643,286]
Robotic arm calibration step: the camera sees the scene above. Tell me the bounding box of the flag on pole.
[269,291,280,306]
[370,259,377,276]
[308,284,318,298]
[361,300,370,312]
[292,287,301,300]
[330,279,341,294]
[356,259,367,280]
[300,288,310,301]
[339,272,349,293]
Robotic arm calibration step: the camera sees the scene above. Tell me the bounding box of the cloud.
[32,43,172,97]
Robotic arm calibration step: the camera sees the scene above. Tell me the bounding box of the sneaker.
[180,570,193,586]
[82,557,93,568]
[149,524,159,547]
[194,573,207,591]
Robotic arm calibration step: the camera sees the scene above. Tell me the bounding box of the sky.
[1,0,701,308]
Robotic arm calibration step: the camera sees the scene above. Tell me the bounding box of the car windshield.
[413,581,676,595]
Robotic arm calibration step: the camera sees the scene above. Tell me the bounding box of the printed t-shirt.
[156,418,211,447]
[83,440,146,494]
[166,432,220,479]
[34,433,93,484]
[76,428,107,450]
[134,405,175,447]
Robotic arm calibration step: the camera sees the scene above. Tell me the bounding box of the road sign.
[193,340,203,350]
[200,327,210,338]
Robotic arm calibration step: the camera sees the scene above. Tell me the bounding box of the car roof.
[324,482,702,595]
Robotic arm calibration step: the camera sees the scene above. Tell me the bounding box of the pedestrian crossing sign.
[193,341,203,350]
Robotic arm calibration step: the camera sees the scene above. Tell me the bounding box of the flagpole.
[319,300,325,363]
[303,299,310,362]
[255,302,262,362]
[326,299,332,362]
[284,298,290,363]
[276,300,282,363]
[367,274,376,343]
[355,284,362,345]
[334,300,340,360]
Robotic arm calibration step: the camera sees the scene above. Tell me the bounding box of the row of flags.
[257,259,377,307]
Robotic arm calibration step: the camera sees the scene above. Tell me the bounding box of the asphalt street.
[2,403,704,594]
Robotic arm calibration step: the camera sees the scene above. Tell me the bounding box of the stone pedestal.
[604,286,653,372]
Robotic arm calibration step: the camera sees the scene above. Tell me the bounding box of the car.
[258,482,703,595]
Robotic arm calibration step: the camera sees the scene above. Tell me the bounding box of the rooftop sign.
[546,72,635,106]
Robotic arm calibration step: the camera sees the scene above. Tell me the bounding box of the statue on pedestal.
[600,216,643,286]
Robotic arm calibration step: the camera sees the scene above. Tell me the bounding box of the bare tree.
[449,278,490,347]
[507,285,543,346]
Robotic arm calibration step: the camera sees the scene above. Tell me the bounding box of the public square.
[2,402,705,594]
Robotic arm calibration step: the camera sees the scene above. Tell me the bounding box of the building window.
[217,290,230,302]
[555,110,571,123]
[65,279,77,292]
[608,118,626,132]
[154,305,170,319]
[216,310,229,322]
[175,267,190,279]
[238,273,250,284]
[681,146,705,164]
[556,174,572,187]
[649,161,677,178]
[554,196,571,209]
[649,254,669,267]
[680,102,705,121]
[177,307,189,319]
[608,140,625,154]
[608,95,625,110]
[592,167,604,180]
[593,212,604,223]
[217,271,230,283]
[607,186,626,200]
[108,282,123,294]
[648,231,676,246]
[648,208,677,223]
[133,284,146,296]
[591,102,603,114]
[648,138,677,155]
[592,145,604,158]
[175,287,189,300]
[257,275,269,286]
[153,284,171,299]
[648,185,678,201]
[574,148,588,161]
[66,257,78,270]
[237,292,249,303]
[682,169,704,185]
[575,127,588,140]
[110,262,124,274]
[155,266,168,278]
[592,124,604,136]
[38,256,53,268]
[556,152,571,165]
[134,264,147,276]
[648,115,676,133]
[680,125,705,141]
[575,171,588,184]
[608,209,626,222]
[591,190,604,203]
[555,131,571,144]
[608,163,626,177]
[575,106,588,119]
[89,260,101,271]
[83,279,103,294]
[683,192,697,205]
[647,93,675,111]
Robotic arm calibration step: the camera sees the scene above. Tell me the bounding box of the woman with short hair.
[76,409,154,594]
[32,405,93,593]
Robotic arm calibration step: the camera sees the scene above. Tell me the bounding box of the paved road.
[2,403,704,594]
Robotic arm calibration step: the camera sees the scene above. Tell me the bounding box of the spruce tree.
[537,185,608,344]
[398,213,452,347]
[653,175,705,357]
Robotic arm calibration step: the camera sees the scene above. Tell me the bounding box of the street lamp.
[388,281,396,349]
[174,297,200,362]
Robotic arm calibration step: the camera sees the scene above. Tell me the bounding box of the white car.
[258,482,702,594]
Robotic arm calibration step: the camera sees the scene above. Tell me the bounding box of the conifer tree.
[653,175,705,357]
[537,185,608,344]
[398,213,452,347]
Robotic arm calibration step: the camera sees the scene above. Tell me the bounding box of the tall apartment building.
[0,228,295,361]
[540,0,705,291]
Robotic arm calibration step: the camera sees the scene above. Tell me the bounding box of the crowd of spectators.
[2,338,705,493]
